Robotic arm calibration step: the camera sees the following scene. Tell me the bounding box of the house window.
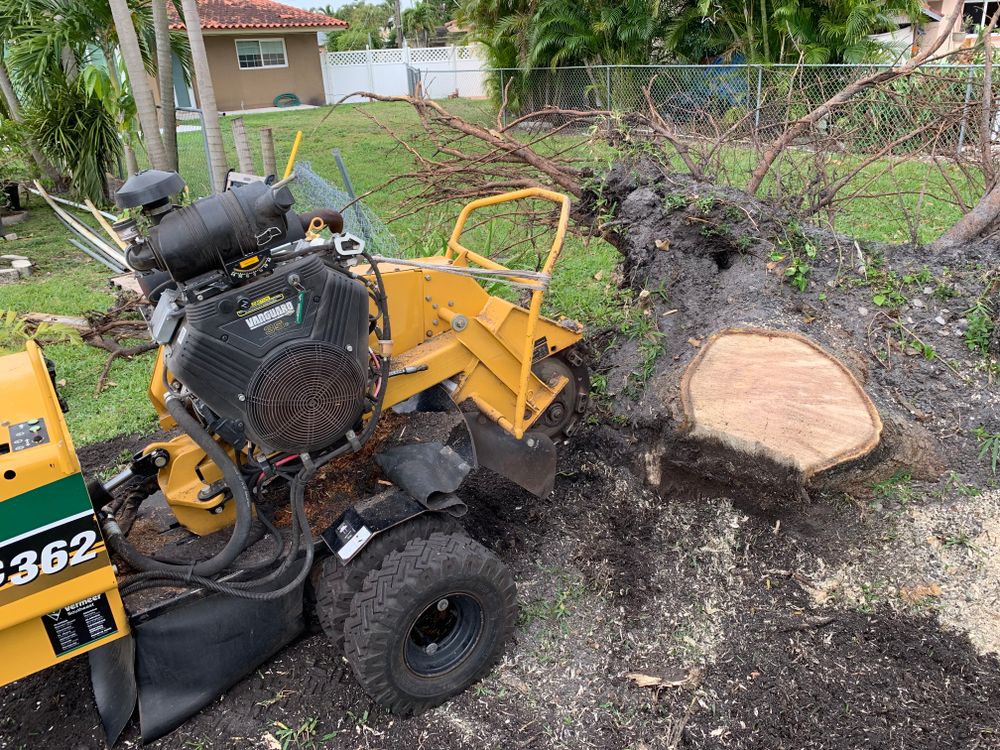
[963,1,1000,33]
[235,39,288,69]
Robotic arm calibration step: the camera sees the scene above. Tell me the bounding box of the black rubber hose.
[362,250,391,344]
[104,395,255,577]
[225,505,286,571]
[119,468,306,593]
[119,470,315,601]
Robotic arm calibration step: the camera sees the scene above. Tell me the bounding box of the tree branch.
[746,1,964,196]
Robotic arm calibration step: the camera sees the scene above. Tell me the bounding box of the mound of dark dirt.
[676,498,1000,750]
[591,159,999,500]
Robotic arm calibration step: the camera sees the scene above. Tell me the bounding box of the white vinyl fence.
[320,45,488,103]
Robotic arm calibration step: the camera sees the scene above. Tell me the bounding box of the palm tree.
[180,0,228,193]
[394,0,404,47]
[0,0,127,194]
[152,0,178,171]
[459,0,533,68]
[528,0,661,67]
[772,0,921,64]
[109,0,169,170]
[0,0,191,199]
[404,1,440,46]
[664,0,921,64]
[0,55,61,181]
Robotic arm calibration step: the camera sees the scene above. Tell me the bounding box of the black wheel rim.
[403,593,483,677]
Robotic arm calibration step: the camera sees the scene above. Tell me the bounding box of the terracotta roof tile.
[168,0,347,31]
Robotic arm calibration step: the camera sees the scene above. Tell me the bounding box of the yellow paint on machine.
[141,188,585,538]
[0,342,129,687]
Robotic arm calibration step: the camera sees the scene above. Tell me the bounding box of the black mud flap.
[131,574,304,742]
[89,634,137,746]
[376,442,472,512]
[322,488,429,563]
[464,414,557,497]
[389,384,557,497]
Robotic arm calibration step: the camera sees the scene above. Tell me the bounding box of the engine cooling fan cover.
[244,340,368,453]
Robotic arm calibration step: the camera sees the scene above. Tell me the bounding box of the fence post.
[198,108,215,194]
[754,65,763,131]
[332,148,365,230]
[230,117,254,174]
[261,128,277,177]
[365,46,375,93]
[605,65,612,111]
[957,65,976,156]
[319,50,332,104]
[499,68,507,128]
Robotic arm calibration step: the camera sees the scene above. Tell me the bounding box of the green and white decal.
[0,474,108,606]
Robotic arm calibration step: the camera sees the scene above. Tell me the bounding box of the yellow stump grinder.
[0,171,589,742]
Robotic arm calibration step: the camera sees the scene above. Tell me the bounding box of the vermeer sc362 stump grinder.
[0,171,589,742]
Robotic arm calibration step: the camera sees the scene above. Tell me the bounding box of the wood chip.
[687,337,702,347]
[900,583,942,604]
[627,673,664,688]
[655,239,670,251]
[627,668,698,690]
[22,313,90,330]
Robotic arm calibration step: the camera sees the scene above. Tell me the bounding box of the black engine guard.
[90,566,305,745]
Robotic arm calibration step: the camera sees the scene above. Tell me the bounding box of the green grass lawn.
[0,98,982,445]
[0,207,159,444]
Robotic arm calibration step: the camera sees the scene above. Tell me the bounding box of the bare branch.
[746,0,964,195]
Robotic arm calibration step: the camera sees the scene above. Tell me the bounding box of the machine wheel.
[533,347,590,439]
[344,532,517,715]
[314,513,459,647]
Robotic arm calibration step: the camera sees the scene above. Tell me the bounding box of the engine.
[115,170,376,454]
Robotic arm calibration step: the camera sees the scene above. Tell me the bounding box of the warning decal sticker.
[42,593,118,657]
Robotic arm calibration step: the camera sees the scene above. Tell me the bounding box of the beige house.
[922,1,999,55]
[168,0,346,112]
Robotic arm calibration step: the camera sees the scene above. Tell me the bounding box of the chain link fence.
[157,64,999,246]
[436,64,995,159]
[174,107,213,196]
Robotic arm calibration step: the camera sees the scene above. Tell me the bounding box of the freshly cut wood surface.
[680,328,882,478]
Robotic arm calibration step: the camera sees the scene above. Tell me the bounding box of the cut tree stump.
[680,328,882,479]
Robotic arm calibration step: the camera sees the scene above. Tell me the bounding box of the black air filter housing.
[165,255,370,453]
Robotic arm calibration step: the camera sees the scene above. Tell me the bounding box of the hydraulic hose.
[222,504,286,571]
[120,496,300,593]
[104,394,255,577]
[119,469,315,601]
